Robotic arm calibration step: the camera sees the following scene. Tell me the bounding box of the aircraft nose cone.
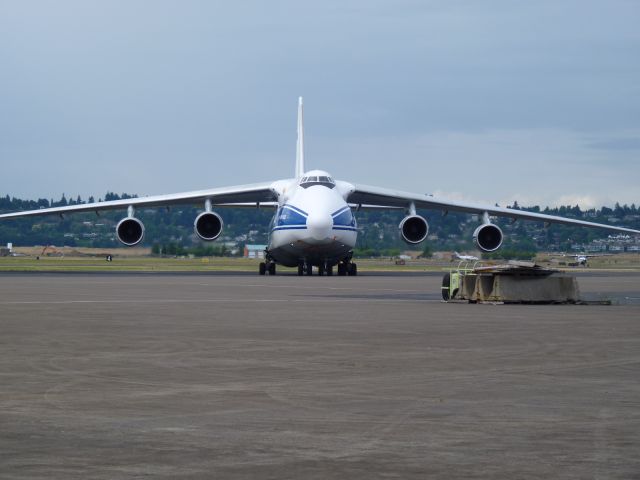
[306,211,333,240]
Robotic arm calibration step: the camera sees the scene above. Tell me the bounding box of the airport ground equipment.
[442,261,580,304]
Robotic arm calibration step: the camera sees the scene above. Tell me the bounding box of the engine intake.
[473,223,503,252]
[116,217,145,246]
[194,211,223,241]
[399,215,429,244]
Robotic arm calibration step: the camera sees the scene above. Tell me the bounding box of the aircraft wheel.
[318,264,325,276]
[327,265,333,276]
[268,262,276,275]
[259,262,266,275]
[348,263,357,276]
[337,263,346,276]
[297,263,304,276]
[441,273,451,300]
[306,262,313,276]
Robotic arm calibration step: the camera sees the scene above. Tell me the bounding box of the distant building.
[244,244,267,259]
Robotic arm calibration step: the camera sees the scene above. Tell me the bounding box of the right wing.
[346,183,640,235]
[0,182,278,220]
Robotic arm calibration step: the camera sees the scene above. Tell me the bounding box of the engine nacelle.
[116,217,145,246]
[473,223,503,252]
[194,211,224,241]
[399,215,429,244]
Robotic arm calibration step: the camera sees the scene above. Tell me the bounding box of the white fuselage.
[267,172,357,267]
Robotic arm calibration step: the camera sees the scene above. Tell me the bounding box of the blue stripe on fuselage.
[271,226,357,232]
[272,225,307,231]
[331,206,350,217]
[275,205,308,228]
[332,208,356,228]
[283,204,308,217]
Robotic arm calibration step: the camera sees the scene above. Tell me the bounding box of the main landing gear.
[264,259,357,277]
[296,261,339,276]
[259,261,276,275]
[337,261,357,276]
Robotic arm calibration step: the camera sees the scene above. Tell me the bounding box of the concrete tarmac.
[1,272,639,479]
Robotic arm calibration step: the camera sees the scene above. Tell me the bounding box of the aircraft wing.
[347,184,640,235]
[0,182,277,220]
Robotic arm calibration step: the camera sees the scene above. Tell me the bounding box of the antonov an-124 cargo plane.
[2,98,639,276]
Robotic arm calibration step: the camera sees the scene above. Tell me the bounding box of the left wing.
[347,183,640,235]
[0,182,278,220]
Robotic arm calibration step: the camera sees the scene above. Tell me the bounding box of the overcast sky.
[1,1,638,208]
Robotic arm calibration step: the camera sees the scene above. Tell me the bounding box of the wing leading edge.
[0,182,278,220]
[347,183,640,235]
[2,180,638,236]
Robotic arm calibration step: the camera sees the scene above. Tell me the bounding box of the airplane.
[550,253,611,266]
[453,251,480,262]
[1,97,639,276]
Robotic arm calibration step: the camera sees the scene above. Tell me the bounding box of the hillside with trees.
[1,193,639,257]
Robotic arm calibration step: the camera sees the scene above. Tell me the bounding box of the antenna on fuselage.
[295,96,305,179]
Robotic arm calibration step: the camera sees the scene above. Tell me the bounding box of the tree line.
[1,192,638,256]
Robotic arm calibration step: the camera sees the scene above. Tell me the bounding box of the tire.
[318,264,324,276]
[338,263,346,276]
[441,273,451,300]
[268,263,276,275]
[327,265,333,276]
[348,263,357,276]
[259,262,266,275]
[297,263,304,276]
[306,263,313,276]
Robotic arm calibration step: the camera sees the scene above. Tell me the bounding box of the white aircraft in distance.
[1,98,640,276]
[551,253,611,266]
[453,251,480,262]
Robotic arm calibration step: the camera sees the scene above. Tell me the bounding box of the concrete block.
[457,273,580,303]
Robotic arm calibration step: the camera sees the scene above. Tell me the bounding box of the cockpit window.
[300,175,335,189]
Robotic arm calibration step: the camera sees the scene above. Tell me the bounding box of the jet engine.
[399,215,429,244]
[194,211,224,241]
[116,217,145,246]
[473,223,503,252]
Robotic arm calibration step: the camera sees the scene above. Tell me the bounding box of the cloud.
[588,137,640,151]
[553,195,602,210]
[315,128,639,208]
[0,1,638,206]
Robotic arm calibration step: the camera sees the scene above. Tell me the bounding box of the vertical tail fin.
[295,96,305,178]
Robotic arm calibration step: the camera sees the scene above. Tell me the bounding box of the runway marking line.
[196,283,426,293]
[0,298,440,305]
